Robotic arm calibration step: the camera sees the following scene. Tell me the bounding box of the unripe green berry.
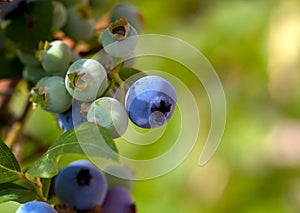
[40,40,72,75]
[63,4,95,41]
[52,1,67,31]
[102,18,138,58]
[65,59,108,102]
[87,97,128,138]
[30,76,72,113]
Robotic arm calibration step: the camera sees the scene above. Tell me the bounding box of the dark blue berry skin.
[47,175,57,199]
[57,99,88,132]
[54,160,107,211]
[101,187,136,213]
[125,76,177,128]
[16,201,57,213]
[57,109,73,132]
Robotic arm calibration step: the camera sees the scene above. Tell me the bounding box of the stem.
[108,61,124,86]
[5,98,31,148]
[35,177,47,201]
[0,164,25,178]
[0,78,21,133]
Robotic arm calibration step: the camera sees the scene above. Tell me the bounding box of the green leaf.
[119,67,147,85]
[0,139,21,184]
[1,0,52,49]
[0,183,36,204]
[26,122,119,178]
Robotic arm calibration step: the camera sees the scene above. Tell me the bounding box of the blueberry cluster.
[4,1,177,212]
[54,160,136,213]
[21,0,177,135]
[16,160,136,213]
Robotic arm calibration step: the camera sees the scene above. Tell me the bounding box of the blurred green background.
[2,0,300,212]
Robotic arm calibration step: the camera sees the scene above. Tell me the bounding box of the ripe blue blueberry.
[65,58,108,102]
[87,97,128,138]
[102,187,136,213]
[30,76,72,113]
[16,201,57,213]
[54,160,107,211]
[102,18,138,58]
[57,99,88,132]
[125,76,177,128]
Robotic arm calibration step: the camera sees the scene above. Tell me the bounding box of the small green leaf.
[119,67,147,85]
[0,183,36,204]
[26,122,119,178]
[0,139,21,184]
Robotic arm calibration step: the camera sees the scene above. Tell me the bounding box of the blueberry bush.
[0,0,177,212]
[1,0,296,213]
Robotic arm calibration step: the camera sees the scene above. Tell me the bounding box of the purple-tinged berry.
[102,187,136,213]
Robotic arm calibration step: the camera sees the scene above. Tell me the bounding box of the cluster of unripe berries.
[30,52,177,135]
[23,1,177,135]
[16,160,136,213]
[10,1,177,212]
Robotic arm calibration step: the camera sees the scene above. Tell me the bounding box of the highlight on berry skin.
[65,58,108,102]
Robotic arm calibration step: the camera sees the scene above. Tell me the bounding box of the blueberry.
[57,99,88,132]
[102,187,136,213]
[40,40,72,75]
[16,201,57,213]
[111,2,143,33]
[125,76,177,128]
[63,4,95,41]
[54,160,107,211]
[65,58,108,102]
[51,1,67,31]
[104,165,135,191]
[87,97,128,138]
[30,76,72,113]
[102,18,138,58]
